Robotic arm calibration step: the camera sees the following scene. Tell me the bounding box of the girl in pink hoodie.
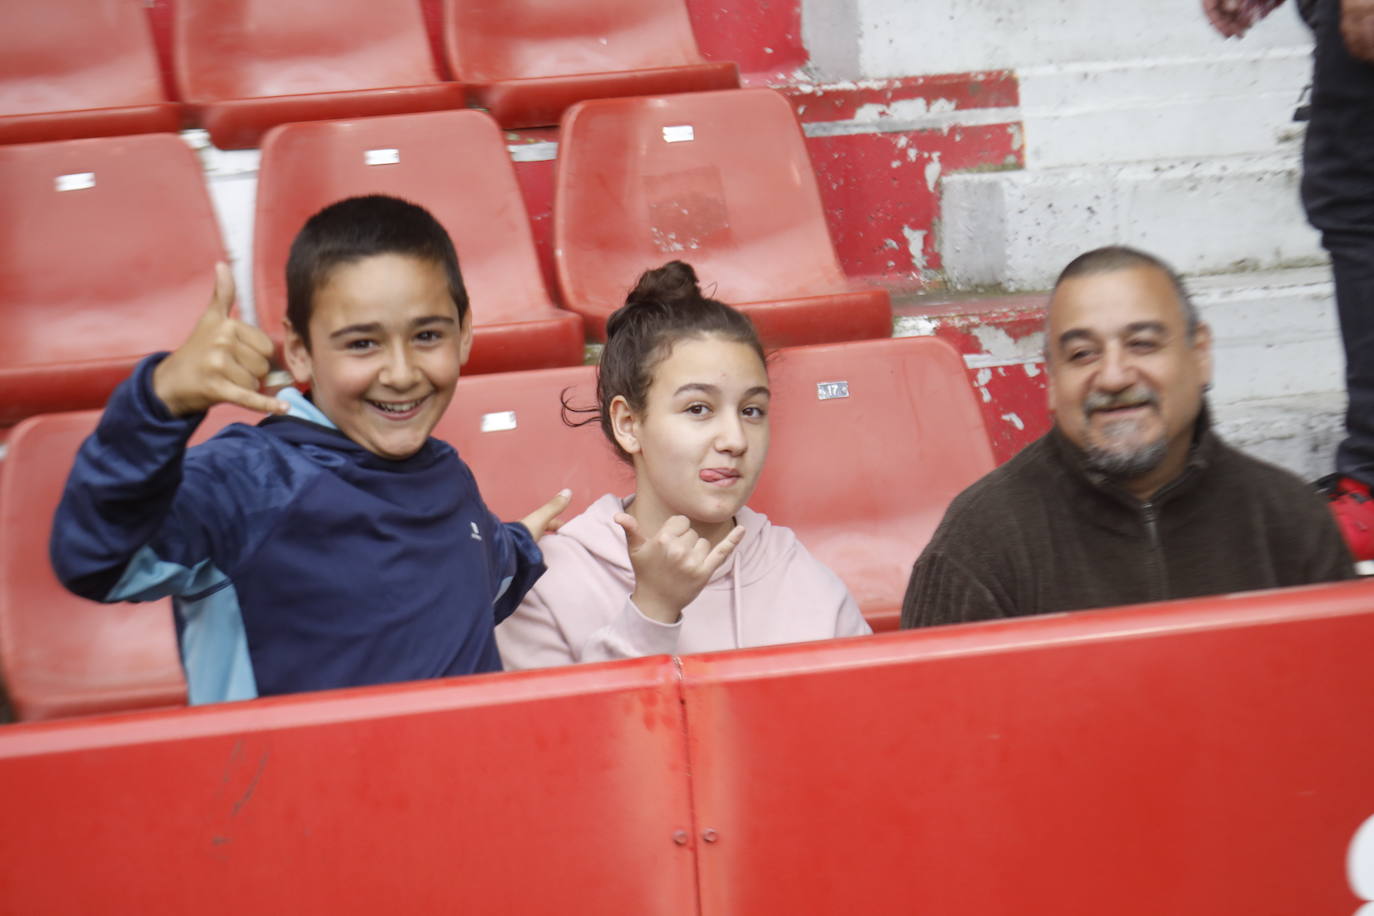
[497,261,870,669]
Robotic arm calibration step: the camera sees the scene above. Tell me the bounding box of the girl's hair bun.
[625,260,701,309]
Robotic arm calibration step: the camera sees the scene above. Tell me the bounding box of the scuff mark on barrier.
[231,751,270,817]
[1001,412,1025,430]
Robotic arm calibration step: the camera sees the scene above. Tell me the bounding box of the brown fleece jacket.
[901,414,1356,628]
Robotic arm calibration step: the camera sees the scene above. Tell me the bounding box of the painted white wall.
[849,0,1311,77]
[801,0,1316,166]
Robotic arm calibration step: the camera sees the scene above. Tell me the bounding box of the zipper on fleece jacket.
[1140,501,1168,602]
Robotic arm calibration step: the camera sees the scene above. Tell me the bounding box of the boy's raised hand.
[153,263,289,418]
[520,488,573,540]
[614,512,745,624]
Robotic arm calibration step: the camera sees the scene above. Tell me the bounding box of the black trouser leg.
[1300,0,1374,482]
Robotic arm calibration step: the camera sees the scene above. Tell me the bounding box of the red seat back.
[173,0,461,148]
[175,0,441,101]
[0,133,226,425]
[0,0,179,144]
[442,0,738,128]
[446,0,714,82]
[752,337,995,630]
[254,111,583,374]
[554,88,891,342]
[679,581,1374,914]
[0,405,263,722]
[432,364,632,521]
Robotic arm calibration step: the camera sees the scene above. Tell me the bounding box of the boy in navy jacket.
[51,195,569,704]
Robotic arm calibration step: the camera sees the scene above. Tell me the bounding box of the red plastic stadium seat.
[750,337,996,631]
[0,133,227,426]
[254,111,584,374]
[0,0,180,145]
[554,88,892,344]
[0,405,261,722]
[173,0,464,149]
[442,0,738,129]
[432,365,631,521]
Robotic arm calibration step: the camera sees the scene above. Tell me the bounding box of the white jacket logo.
[470,522,482,541]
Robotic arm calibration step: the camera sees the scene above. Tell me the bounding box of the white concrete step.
[1212,392,1343,482]
[940,152,1326,292]
[1019,48,1312,169]
[1194,267,1343,481]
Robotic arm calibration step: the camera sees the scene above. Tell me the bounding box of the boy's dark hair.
[285,194,469,348]
[564,260,766,463]
[1053,245,1199,339]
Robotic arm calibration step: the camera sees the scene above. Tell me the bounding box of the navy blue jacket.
[51,355,545,704]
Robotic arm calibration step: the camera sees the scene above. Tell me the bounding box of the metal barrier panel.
[680,581,1374,915]
[0,657,698,915]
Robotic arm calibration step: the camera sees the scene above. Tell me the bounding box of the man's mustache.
[1084,386,1157,415]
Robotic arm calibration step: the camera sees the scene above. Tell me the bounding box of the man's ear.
[458,310,474,367]
[283,319,313,388]
[1192,321,1214,389]
[1045,352,1059,416]
[609,395,641,456]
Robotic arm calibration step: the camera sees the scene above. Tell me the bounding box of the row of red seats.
[0,335,995,722]
[1,581,1370,911]
[0,0,737,147]
[0,93,892,428]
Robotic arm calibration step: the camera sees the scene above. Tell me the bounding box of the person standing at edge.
[1204,0,1374,557]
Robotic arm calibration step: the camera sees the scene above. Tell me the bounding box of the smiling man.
[901,246,1355,628]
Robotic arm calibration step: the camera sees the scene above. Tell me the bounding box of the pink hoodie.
[497,493,871,669]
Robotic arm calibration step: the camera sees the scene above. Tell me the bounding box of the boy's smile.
[283,253,472,460]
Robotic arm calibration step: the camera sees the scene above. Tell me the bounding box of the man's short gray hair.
[1052,245,1200,339]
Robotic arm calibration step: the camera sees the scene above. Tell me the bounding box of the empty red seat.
[0,133,226,426]
[254,111,584,374]
[173,0,463,149]
[431,364,631,521]
[554,88,892,345]
[0,0,180,145]
[0,405,260,722]
[442,0,738,129]
[750,337,996,631]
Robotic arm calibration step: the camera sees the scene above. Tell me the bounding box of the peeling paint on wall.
[971,324,1044,364]
[902,226,928,272]
[925,151,943,192]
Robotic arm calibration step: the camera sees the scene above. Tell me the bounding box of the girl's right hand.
[152,262,289,418]
[615,513,744,624]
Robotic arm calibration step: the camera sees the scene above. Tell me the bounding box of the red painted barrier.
[680,580,1374,915]
[0,658,698,914]
[4,582,1373,912]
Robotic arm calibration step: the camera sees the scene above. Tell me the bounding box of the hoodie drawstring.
[731,548,742,649]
